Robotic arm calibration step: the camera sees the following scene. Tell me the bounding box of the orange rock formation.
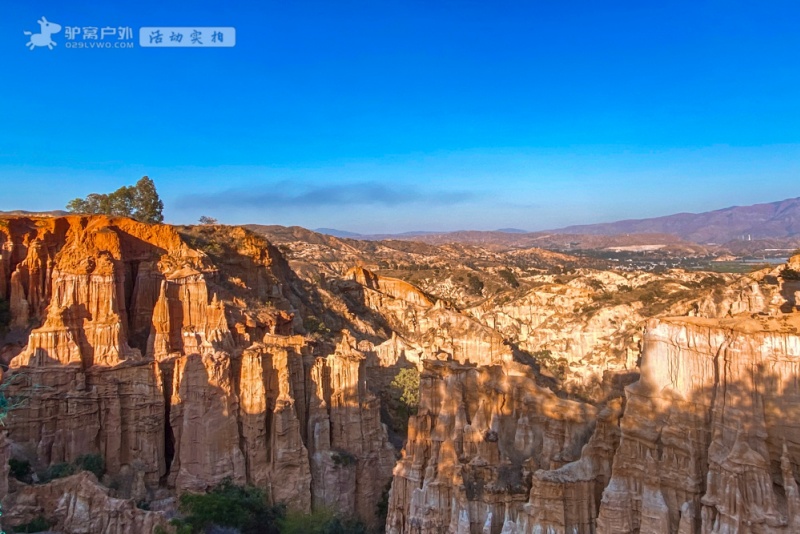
[0,216,395,531]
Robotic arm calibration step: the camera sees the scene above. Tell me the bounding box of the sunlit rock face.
[306,332,397,523]
[339,267,514,368]
[467,267,779,401]
[0,216,396,530]
[596,315,800,534]
[384,359,613,533]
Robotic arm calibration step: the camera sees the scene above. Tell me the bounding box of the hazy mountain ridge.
[0,209,69,217]
[552,197,800,243]
[306,197,800,256]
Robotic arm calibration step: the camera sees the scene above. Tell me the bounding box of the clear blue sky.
[2,1,800,233]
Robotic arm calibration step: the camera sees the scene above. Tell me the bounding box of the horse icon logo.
[24,17,62,50]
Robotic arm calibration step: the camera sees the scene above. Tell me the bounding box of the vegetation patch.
[172,479,284,534]
[390,368,420,410]
[11,515,51,533]
[162,479,371,534]
[331,449,357,468]
[533,350,569,381]
[466,274,484,296]
[39,462,76,483]
[375,480,392,530]
[179,232,225,257]
[303,315,331,336]
[782,268,800,280]
[10,453,106,484]
[66,176,164,224]
[9,458,32,482]
[280,507,366,534]
[497,269,520,288]
[585,278,725,317]
[74,453,105,479]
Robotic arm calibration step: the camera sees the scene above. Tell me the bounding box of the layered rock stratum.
[1,215,800,534]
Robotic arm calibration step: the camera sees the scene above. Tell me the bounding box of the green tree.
[130,176,164,223]
[391,368,420,410]
[174,479,284,534]
[75,453,105,479]
[66,177,164,224]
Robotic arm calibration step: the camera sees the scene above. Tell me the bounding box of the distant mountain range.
[0,209,68,217]
[550,197,800,244]
[314,227,529,239]
[314,228,364,238]
[318,197,800,246]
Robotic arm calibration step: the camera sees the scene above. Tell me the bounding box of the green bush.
[200,241,224,256]
[12,515,51,533]
[174,479,284,534]
[466,274,484,296]
[34,455,104,484]
[304,315,331,336]
[75,453,105,479]
[391,368,420,411]
[498,269,519,288]
[41,462,76,482]
[387,367,421,435]
[9,458,32,481]
[585,279,605,291]
[375,480,392,530]
[782,268,800,280]
[533,350,569,381]
[331,450,357,468]
[280,508,366,534]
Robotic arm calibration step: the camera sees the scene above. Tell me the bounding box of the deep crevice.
[159,360,176,485]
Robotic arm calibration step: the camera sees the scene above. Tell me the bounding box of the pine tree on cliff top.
[66,176,164,224]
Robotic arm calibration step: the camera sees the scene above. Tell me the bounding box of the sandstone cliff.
[596,314,800,533]
[0,216,397,531]
[3,471,169,533]
[384,358,619,533]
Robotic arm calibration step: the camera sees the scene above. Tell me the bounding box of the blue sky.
[2,1,800,233]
